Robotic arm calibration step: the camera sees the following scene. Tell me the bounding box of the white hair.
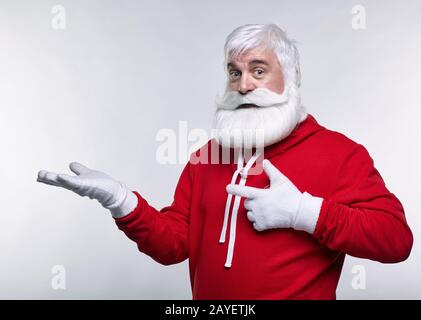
[224,24,301,88]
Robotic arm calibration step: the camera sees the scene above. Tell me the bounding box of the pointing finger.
[226,184,263,199]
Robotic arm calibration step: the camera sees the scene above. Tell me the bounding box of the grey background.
[0,0,420,299]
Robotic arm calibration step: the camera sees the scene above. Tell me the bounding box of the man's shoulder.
[306,121,374,175]
[308,119,369,163]
[311,119,362,152]
[187,139,219,167]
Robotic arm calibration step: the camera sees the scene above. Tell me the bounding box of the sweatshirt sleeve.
[313,144,413,263]
[113,162,192,266]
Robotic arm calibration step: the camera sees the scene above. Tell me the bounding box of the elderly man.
[37,24,413,299]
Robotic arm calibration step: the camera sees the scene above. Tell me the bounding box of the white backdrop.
[0,0,420,299]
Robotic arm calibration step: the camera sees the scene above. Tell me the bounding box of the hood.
[263,113,325,159]
[217,113,326,172]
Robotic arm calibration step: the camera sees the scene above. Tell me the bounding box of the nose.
[238,74,256,95]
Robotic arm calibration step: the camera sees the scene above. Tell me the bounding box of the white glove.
[37,162,138,218]
[226,159,323,234]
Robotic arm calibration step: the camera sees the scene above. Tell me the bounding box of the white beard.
[213,85,308,149]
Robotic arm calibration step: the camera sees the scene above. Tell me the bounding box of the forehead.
[227,47,277,67]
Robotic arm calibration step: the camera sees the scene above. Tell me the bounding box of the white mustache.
[215,87,290,110]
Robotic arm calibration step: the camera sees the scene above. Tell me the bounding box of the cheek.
[265,73,284,94]
[228,81,236,91]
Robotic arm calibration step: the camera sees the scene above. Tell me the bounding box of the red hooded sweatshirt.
[114,114,413,299]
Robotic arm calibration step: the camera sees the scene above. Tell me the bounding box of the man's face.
[227,47,285,97]
[214,45,304,149]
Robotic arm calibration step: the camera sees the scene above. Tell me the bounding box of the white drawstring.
[219,149,261,268]
[219,151,243,244]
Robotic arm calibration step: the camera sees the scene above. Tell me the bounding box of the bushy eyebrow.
[227,59,269,69]
[249,59,269,66]
[227,62,237,69]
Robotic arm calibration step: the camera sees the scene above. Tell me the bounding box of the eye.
[254,69,265,77]
[229,70,241,81]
